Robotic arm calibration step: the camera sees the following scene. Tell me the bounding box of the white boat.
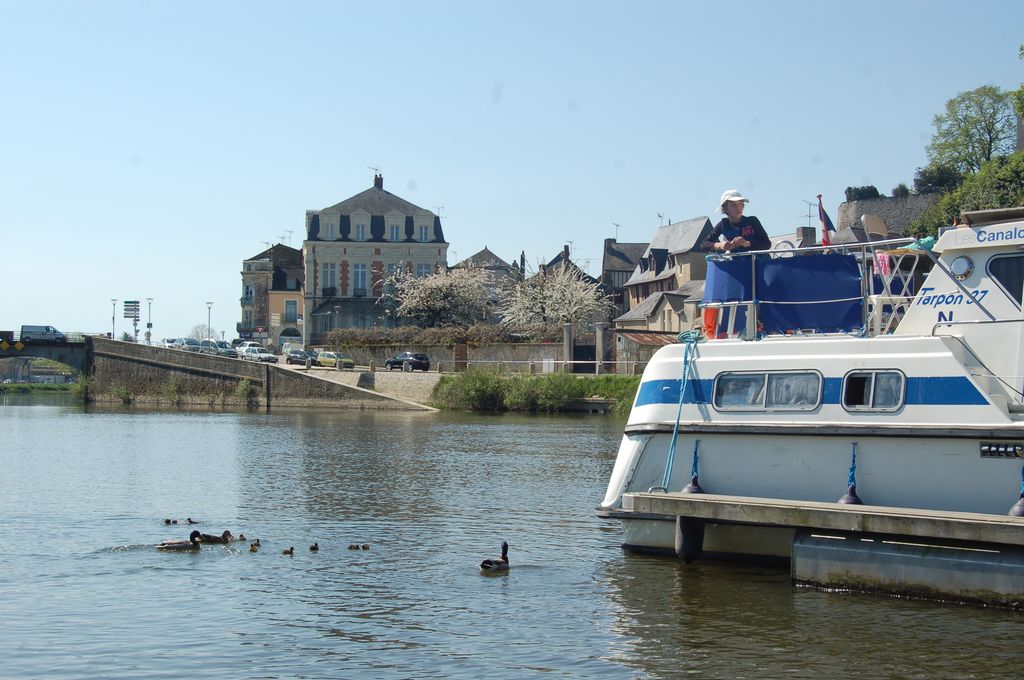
[598,207,1024,559]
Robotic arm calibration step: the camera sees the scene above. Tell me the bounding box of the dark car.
[384,352,430,372]
[286,349,313,365]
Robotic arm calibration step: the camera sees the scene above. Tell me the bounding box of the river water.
[2,394,1022,679]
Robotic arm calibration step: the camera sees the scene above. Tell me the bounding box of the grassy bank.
[0,383,72,394]
[431,369,640,414]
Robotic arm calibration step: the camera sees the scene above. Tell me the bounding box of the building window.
[419,225,429,242]
[713,371,821,411]
[322,262,337,294]
[416,263,431,278]
[324,222,335,240]
[284,300,298,322]
[390,224,401,242]
[843,370,904,411]
[353,264,367,296]
[243,282,254,303]
[386,263,400,277]
[355,224,366,241]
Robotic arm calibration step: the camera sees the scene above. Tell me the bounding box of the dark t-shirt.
[700,216,771,252]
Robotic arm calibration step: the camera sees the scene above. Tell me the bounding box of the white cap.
[720,189,749,206]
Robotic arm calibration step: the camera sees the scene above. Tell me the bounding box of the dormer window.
[390,224,401,242]
[355,224,366,241]
[419,225,429,242]
[324,222,335,240]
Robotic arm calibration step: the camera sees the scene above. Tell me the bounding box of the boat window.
[843,370,904,411]
[714,371,820,411]
[989,254,1024,308]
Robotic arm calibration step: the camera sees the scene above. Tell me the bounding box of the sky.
[2,0,1022,341]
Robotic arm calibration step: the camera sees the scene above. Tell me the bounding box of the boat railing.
[701,237,927,340]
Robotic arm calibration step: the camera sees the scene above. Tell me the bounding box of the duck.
[249,542,259,553]
[198,530,234,544]
[282,547,294,556]
[157,530,202,551]
[309,543,319,552]
[480,541,509,573]
[186,517,198,525]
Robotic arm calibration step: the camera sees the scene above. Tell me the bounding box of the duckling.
[348,544,359,550]
[163,518,172,525]
[238,533,246,541]
[249,542,259,553]
[157,530,202,551]
[309,542,319,552]
[186,517,198,525]
[198,530,234,544]
[170,519,179,525]
[480,541,509,573]
[361,544,370,550]
[282,547,294,556]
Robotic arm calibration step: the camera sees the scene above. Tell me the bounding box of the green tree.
[913,163,964,194]
[910,152,1024,235]
[926,85,1016,174]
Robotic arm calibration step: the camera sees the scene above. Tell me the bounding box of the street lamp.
[146,297,154,345]
[110,299,117,340]
[206,301,213,341]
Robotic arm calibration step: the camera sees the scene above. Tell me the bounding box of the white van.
[20,325,66,342]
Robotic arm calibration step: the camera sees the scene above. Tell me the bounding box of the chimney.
[374,173,383,190]
[562,244,570,269]
[520,251,525,273]
[796,226,816,247]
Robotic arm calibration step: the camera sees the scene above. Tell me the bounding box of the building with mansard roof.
[302,174,449,344]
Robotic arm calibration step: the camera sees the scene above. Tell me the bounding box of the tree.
[913,163,964,194]
[926,85,1016,175]
[378,266,490,328]
[844,185,880,201]
[891,183,910,198]
[499,264,613,335]
[910,152,1024,236]
[190,324,217,340]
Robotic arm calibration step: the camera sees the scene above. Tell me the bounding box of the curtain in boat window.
[766,373,820,407]
[714,374,764,407]
[871,372,903,408]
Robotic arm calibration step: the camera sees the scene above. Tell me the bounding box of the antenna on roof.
[367,166,380,174]
[612,222,620,239]
[800,200,815,229]
[435,206,445,219]
[284,230,294,247]
[657,212,664,225]
[262,241,272,251]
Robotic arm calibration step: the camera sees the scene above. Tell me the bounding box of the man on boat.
[701,189,771,253]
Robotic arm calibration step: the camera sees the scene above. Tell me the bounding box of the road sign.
[256,326,265,333]
[123,300,140,320]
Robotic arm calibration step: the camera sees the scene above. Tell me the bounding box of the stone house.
[302,174,449,344]
[238,244,303,350]
[450,247,523,320]
[600,238,649,318]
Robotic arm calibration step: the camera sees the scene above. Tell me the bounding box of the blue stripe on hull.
[634,376,987,407]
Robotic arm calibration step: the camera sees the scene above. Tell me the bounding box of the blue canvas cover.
[702,253,863,335]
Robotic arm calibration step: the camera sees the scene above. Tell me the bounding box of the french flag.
[818,194,837,246]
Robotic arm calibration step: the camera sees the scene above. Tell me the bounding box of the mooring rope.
[657,330,703,492]
[848,442,858,488]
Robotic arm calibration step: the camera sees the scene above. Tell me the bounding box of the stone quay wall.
[87,337,430,410]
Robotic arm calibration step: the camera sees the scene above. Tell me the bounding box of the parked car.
[240,346,278,363]
[286,349,314,365]
[316,351,354,369]
[215,341,238,358]
[384,352,430,371]
[236,341,264,355]
[199,339,220,355]
[181,338,201,352]
[163,338,184,350]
